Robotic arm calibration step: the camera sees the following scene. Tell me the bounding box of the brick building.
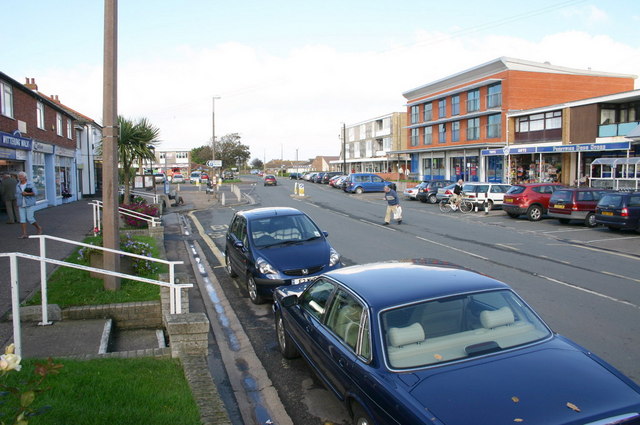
[399,57,636,183]
[1,73,81,209]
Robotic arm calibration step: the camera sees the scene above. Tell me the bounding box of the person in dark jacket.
[1,173,19,224]
[383,184,402,225]
[451,179,464,209]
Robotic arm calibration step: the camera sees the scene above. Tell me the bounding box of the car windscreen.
[381,289,551,369]
[598,194,623,208]
[249,215,323,248]
[506,186,526,194]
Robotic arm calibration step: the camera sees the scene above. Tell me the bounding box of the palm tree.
[117,116,160,202]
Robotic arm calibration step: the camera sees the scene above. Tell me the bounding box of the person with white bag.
[383,184,402,225]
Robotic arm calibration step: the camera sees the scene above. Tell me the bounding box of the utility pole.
[342,123,347,174]
[102,0,120,290]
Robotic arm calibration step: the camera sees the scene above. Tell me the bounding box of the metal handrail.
[0,234,190,357]
[129,190,159,204]
[90,200,161,234]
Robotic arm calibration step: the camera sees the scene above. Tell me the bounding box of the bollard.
[299,183,305,197]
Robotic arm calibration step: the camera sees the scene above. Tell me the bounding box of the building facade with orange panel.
[399,57,635,183]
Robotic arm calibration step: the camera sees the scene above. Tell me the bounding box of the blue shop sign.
[482,141,630,156]
[0,132,32,150]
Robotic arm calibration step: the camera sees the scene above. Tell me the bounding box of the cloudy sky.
[3,0,640,163]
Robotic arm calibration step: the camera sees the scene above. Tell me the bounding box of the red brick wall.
[0,86,76,150]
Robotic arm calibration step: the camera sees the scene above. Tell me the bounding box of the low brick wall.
[165,312,209,357]
[63,301,162,329]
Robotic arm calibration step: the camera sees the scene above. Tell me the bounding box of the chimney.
[24,78,38,90]
[51,95,60,103]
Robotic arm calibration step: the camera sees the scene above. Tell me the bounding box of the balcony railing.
[487,93,502,108]
[466,99,480,112]
[598,121,639,137]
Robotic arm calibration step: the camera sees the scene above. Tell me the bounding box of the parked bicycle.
[439,195,473,213]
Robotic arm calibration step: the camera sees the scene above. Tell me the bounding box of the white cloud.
[24,30,640,163]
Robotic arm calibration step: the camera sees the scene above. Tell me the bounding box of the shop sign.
[33,141,54,154]
[482,141,631,156]
[0,147,16,159]
[0,132,32,150]
[55,146,75,157]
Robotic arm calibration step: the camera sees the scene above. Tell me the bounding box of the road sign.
[206,160,222,167]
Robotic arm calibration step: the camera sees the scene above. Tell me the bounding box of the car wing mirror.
[323,231,329,237]
[281,294,299,307]
[233,240,244,249]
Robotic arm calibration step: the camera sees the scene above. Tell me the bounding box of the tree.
[190,133,251,170]
[250,158,264,170]
[116,116,160,203]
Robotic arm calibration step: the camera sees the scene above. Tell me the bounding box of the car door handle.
[305,325,311,333]
[338,357,347,368]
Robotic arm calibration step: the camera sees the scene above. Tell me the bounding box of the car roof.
[513,182,564,187]
[238,207,303,220]
[323,260,509,310]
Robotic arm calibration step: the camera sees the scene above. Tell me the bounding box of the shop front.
[0,131,30,176]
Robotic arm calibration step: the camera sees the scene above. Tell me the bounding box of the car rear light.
[621,207,629,217]
[571,203,578,211]
[445,190,452,195]
[468,194,476,199]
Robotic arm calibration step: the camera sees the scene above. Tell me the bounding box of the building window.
[0,81,13,118]
[451,95,460,116]
[410,128,419,146]
[354,142,361,157]
[66,119,72,139]
[438,123,446,143]
[411,105,419,124]
[32,152,46,202]
[37,102,45,129]
[467,89,480,112]
[56,113,63,136]
[545,111,562,129]
[423,102,432,122]
[487,114,501,138]
[467,118,480,140]
[383,137,391,150]
[365,140,373,157]
[423,126,432,145]
[176,152,188,159]
[487,83,502,108]
[451,121,460,142]
[438,99,446,118]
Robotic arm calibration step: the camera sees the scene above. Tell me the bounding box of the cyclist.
[450,179,464,210]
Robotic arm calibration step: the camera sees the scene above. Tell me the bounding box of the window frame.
[37,101,45,129]
[0,80,14,118]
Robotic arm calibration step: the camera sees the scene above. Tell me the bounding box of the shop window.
[32,152,46,202]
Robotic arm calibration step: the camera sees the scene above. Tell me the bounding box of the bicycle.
[439,195,473,213]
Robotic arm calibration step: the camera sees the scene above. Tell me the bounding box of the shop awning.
[591,157,640,166]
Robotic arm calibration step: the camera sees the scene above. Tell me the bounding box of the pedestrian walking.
[383,184,402,225]
[16,171,43,238]
[1,173,19,224]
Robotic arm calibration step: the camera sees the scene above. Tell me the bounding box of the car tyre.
[585,212,597,228]
[526,205,543,221]
[428,194,437,204]
[355,187,364,194]
[484,199,494,210]
[352,404,373,425]
[275,311,299,359]
[225,252,237,277]
[247,275,265,304]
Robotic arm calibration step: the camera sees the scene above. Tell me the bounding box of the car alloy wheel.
[352,404,373,425]
[355,187,363,194]
[527,205,543,221]
[276,312,299,359]
[225,252,237,277]
[428,193,437,204]
[247,275,265,304]
[585,212,597,228]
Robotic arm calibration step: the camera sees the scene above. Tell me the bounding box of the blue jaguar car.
[273,260,640,425]
[225,207,342,304]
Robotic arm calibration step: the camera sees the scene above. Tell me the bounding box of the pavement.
[0,185,234,423]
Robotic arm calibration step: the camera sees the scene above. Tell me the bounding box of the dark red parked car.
[502,183,565,221]
[548,188,611,227]
[263,175,277,186]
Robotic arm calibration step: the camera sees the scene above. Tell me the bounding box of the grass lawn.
[26,234,165,308]
[1,357,200,425]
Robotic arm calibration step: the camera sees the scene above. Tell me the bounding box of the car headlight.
[256,257,277,275]
[329,248,341,267]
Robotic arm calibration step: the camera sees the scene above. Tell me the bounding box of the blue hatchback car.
[343,173,389,194]
[225,207,342,304]
[273,260,640,425]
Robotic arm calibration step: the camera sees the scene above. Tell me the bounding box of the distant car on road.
[343,173,389,194]
[170,173,184,184]
[462,182,512,210]
[502,183,565,221]
[273,259,640,425]
[415,180,454,204]
[289,172,303,180]
[263,175,277,186]
[153,173,165,183]
[595,191,640,231]
[548,188,611,227]
[225,207,342,304]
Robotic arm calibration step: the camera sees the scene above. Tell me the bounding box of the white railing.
[90,200,161,234]
[129,189,159,204]
[0,234,190,357]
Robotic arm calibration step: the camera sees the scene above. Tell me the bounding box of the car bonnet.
[253,238,330,272]
[405,346,640,424]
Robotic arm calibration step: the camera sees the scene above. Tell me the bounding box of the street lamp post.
[212,96,220,178]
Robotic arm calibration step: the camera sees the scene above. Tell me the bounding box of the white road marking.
[537,274,639,309]
[585,235,640,243]
[496,243,520,251]
[602,270,640,284]
[415,236,489,260]
[542,228,591,234]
